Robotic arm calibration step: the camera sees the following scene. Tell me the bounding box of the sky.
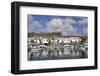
[28,15,88,36]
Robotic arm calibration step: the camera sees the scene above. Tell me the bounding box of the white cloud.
[78,18,88,25]
[78,18,88,36]
[63,18,77,32]
[28,15,42,32]
[64,18,77,24]
[46,18,76,35]
[46,17,87,36]
[47,18,63,32]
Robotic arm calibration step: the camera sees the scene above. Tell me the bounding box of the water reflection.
[28,44,88,61]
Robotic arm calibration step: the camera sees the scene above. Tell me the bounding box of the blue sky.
[28,15,88,36]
